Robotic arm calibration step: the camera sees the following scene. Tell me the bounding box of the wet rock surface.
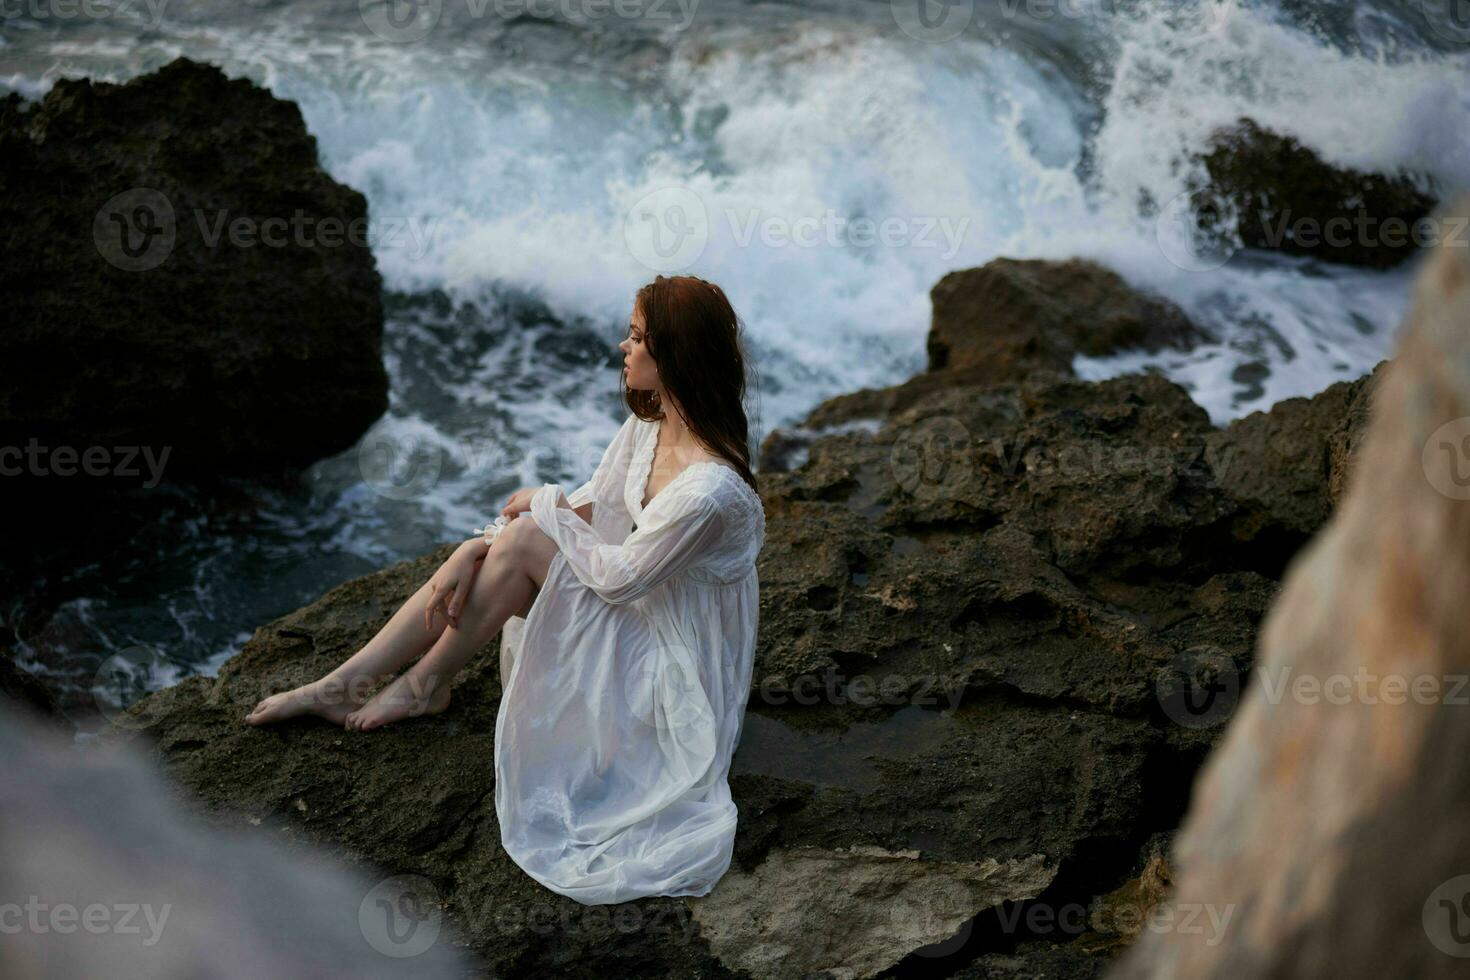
[925,258,1209,382]
[88,256,1377,978]
[1189,117,1438,269]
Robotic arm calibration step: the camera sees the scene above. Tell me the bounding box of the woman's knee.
[482,520,554,590]
[495,515,545,560]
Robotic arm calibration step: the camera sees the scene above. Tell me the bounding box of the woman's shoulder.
[608,411,647,453]
[678,464,765,562]
[681,461,763,519]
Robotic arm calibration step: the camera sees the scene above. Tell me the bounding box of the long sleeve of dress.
[529,479,723,606]
[565,412,638,513]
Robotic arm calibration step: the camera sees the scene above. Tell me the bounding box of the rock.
[1109,196,1470,977]
[1081,833,1174,952]
[99,543,744,978]
[0,706,476,979]
[0,57,388,485]
[925,258,1210,380]
[778,257,1210,463]
[736,259,1375,973]
[1190,118,1438,269]
[687,847,1054,980]
[97,252,1374,978]
[1325,363,1380,506]
[0,645,65,725]
[96,533,1159,977]
[1202,363,1384,571]
[955,942,1112,979]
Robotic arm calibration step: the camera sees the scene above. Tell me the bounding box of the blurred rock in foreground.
[0,705,477,979]
[1111,196,1470,978]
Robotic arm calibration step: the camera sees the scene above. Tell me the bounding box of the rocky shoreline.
[81,256,1381,978]
[2,56,1455,980]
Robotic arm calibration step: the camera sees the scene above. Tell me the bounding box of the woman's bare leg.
[345,519,558,732]
[245,559,469,727]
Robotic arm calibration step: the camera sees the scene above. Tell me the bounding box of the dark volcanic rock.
[955,943,1112,979]
[1190,117,1437,269]
[793,257,1209,443]
[98,255,1374,978]
[0,645,64,724]
[730,260,1375,973]
[0,57,388,484]
[1204,364,1382,555]
[925,258,1209,380]
[99,544,757,979]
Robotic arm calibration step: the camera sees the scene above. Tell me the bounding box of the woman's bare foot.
[344,673,452,732]
[245,678,369,727]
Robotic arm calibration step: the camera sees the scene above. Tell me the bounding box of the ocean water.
[2,0,1466,722]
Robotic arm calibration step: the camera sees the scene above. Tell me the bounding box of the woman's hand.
[501,486,539,519]
[425,540,487,631]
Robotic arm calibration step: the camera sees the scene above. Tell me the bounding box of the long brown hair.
[622,275,761,496]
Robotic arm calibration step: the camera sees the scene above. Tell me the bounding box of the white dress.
[492,411,766,905]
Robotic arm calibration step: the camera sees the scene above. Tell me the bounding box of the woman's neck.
[656,397,713,457]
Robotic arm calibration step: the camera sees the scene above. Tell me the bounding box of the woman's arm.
[563,412,638,529]
[501,485,592,526]
[492,413,636,530]
[550,488,595,526]
[529,481,722,605]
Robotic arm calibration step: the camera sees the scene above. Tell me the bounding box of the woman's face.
[619,303,659,392]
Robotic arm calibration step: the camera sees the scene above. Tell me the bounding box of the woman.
[245,274,765,904]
